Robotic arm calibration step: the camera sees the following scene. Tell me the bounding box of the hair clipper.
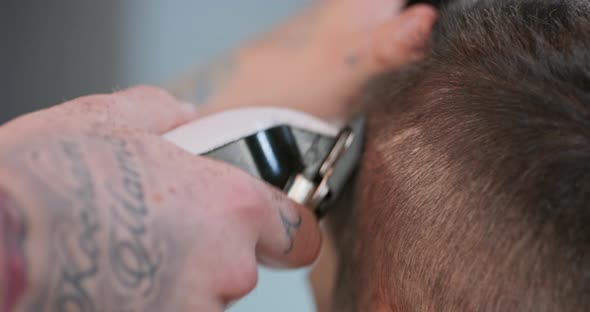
[163,107,365,217]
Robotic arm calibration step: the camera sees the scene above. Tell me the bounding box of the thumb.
[253,185,322,268]
[372,4,438,70]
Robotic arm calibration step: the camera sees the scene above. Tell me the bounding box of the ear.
[371,4,438,70]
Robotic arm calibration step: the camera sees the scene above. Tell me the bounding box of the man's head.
[333,0,590,310]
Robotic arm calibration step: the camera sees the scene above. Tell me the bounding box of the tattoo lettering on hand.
[105,137,161,298]
[52,140,101,312]
[11,135,171,311]
[0,188,29,312]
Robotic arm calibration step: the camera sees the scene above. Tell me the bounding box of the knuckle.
[118,85,176,103]
[66,94,114,111]
[57,94,116,123]
[225,175,269,217]
[194,161,273,220]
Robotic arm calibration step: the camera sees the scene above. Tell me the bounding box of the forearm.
[162,2,362,121]
[162,11,299,112]
[164,45,356,122]
[163,0,437,123]
[163,46,298,117]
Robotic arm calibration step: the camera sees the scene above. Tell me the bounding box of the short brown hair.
[336,1,590,311]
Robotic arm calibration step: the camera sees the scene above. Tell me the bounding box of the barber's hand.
[191,0,437,121]
[0,86,321,312]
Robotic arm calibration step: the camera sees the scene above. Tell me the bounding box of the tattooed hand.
[0,86,321,312]
[169,0,438,122]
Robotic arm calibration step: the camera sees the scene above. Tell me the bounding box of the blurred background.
[2,0,313,123]
[4,1,316,311]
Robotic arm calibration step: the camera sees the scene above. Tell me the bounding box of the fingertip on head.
[401,3,439,43]
[414,9,438,45]
[373,3,438,68]
[406,3,439,19]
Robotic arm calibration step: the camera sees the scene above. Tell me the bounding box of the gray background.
[3,0,310,122]
[4,1,317,311]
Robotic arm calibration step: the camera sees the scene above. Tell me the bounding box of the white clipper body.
[163,107,365,217]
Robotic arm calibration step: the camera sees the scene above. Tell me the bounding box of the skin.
[168,0,437,121]
[0,0,437,311]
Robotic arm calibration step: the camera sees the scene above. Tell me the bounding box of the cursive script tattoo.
[52,140,100,312]
[105,137,161,299]
[0,188,29,312]
[3,135,174,312]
